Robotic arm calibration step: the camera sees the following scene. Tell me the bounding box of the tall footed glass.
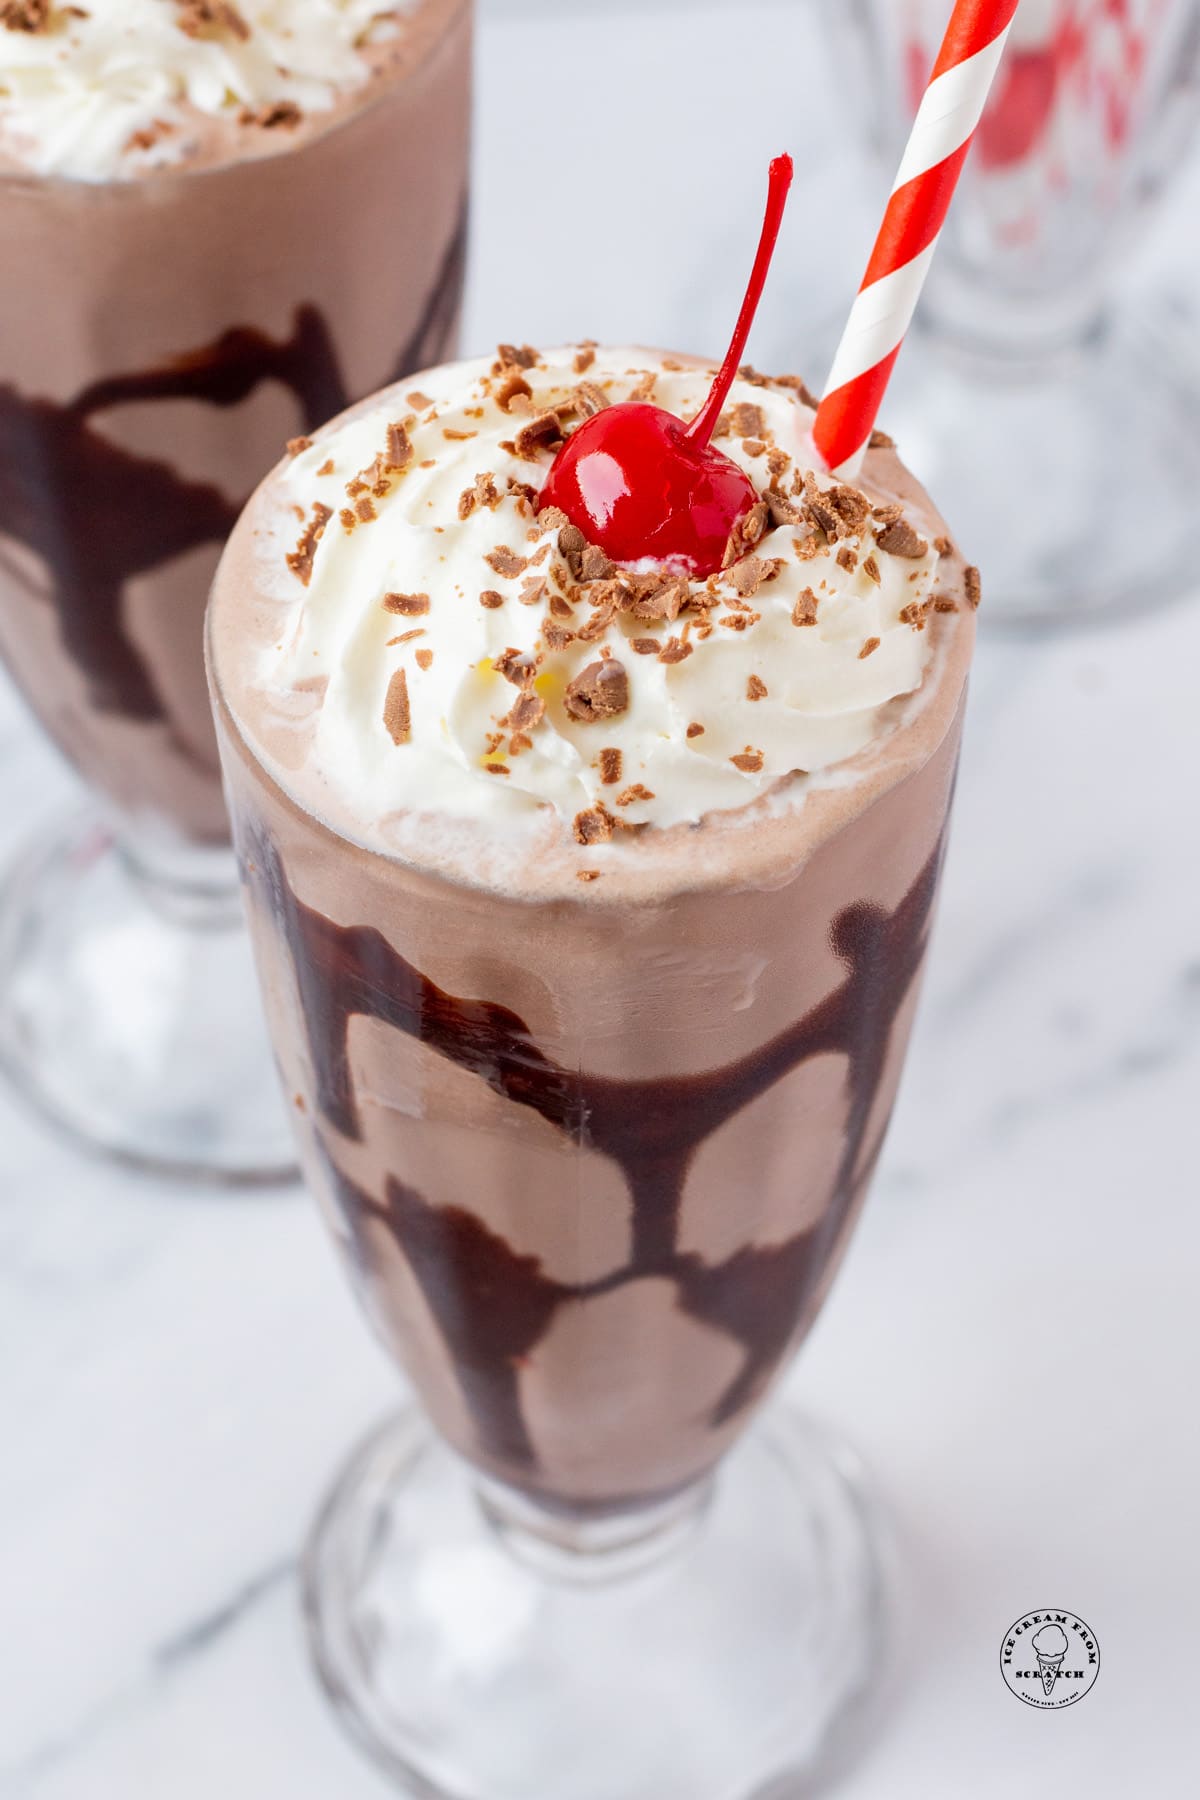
[0,0,471,1180]
[841,0,1200,626]
[207,348,976,1790]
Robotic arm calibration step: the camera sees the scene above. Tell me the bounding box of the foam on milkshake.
[0,0,433,180]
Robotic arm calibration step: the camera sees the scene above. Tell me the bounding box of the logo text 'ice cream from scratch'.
[1000,1611,1100,1709]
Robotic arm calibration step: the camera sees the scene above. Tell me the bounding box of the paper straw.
[814,0,1021,478]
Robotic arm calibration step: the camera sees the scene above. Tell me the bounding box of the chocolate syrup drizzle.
[255,830,945,1489]
[0,196,467,736]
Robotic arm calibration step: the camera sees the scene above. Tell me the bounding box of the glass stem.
[114,824,245,931]
[474,1471,716,1584]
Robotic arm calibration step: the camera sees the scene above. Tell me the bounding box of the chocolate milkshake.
[209,345,977,1509]
[0,0,471,848]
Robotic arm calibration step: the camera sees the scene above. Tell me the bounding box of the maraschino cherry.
[539,154,794,578]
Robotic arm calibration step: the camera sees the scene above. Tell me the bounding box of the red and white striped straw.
[813,0,1021,479]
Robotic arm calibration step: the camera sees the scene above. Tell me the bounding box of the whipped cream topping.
[244,347,954,844]
[0,1,410,180]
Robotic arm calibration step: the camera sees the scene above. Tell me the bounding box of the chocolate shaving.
[579,544,616,582]
[573,382,609,419]
[658,636,693,666]
[628,371,657,403]
[573,806,614,846]
[859,637,880,659]
[542,618,575,651]
[176,0,250,41]
[828,483,871,534]
[862,553,882,586]
[731,748,765,774]
[492,647,539,687]
[564,659,629,722]
[574,346,597,374]
[836,546,858,574]
[494,370,533,413]
[730,403,766,438]
[728,555,782,600]
[598,747,623,786]
[383,591,430,616]
[286,502,332,586]
[497,343,538,370]
[615,784,655,807]
[791,588,818,627]
[869,427,896,449]
[964,566,982,609]
[386,421,414,472]
[458,472,501,520]
[801,473,842,541]
[383,669,411,745]
[485,546,528,579]
[407,391,434,411]
[479,590,504,610]
[630,637,662,655]
[513,412,563,459]
[776,374,822,410]
[518,577,548,608]
[627,575,687,622]
[415,649,433,671]
[286,436,312,457]
[1,0,50,31]
[747,674,768,700]
[241,100,302,130]
[876,518,928,558]
[766,491,801,528]
[686,722,705,738]
[501,691,546,734]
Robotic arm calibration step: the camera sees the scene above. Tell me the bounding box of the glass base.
[850,300,1200,629]
[0,809,297,1185]
[304,1403,884,1800]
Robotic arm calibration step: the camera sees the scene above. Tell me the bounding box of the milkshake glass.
[0,0,472,1178]
[208,345,977,1793]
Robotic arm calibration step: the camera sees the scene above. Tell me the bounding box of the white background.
[2,1,1199,1795]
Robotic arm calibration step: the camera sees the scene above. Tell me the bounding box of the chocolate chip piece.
[383,592,430,616]
[564,659,629,722]
[286,502,332,586]
[791,588,818,627]
[485,546,528,579]
[513,412,563,459]
[876,518,929,558]
[573,806,614,846]
[383,669,411,745]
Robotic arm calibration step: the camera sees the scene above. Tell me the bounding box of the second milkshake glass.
[0,0,472,1180]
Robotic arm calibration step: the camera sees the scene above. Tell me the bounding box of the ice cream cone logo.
[1032,1624,1069,1695]
[1000,1610,1100,1708]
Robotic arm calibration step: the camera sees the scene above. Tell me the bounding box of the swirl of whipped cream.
[0,0,412,180]
[240,346,954,842]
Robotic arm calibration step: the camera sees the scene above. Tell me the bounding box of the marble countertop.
[3,3,1198,1796]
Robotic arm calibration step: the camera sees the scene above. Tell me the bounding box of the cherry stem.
[685,153,795,448]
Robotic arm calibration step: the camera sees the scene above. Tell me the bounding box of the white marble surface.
[3,2,1199,1795]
